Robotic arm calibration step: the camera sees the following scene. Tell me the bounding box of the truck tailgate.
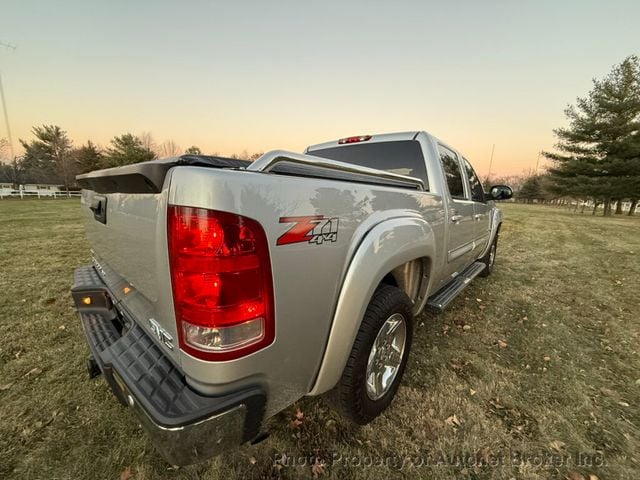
[77,156,252,366]
[84,192,161,300]
[81,187,179,363]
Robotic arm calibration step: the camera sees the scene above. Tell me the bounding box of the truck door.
[462,157,491,254]
[437,145,476,275]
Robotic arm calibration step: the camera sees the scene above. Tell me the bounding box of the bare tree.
[0,137,8,162]
[184,145,201,155]
[138,132,158,158]
[483,173,530,193]
[158,139,182,158]
[194,150,262,158]
[229,150,263,161]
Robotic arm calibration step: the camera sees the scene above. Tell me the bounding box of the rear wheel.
[479,234,498,277]
[331,284,413,425]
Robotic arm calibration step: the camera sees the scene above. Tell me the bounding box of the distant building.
[0,183,77,198]
[21,184,64,196]
[0,182,14,196]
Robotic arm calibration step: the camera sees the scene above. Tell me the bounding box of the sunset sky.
[1,1,639,176]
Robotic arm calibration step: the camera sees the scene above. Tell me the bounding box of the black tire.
[331,284,413,425]
[479,233,499,277]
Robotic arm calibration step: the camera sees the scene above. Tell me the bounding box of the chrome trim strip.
[447,239,475,262]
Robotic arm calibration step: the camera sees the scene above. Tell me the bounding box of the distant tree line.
[0,129,263,188]
[484,169,637,215]
[541,55,640,216]
[7,56,635,210]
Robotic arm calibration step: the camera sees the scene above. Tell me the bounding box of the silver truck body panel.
[304,131,500,394]
[166,166,444,416]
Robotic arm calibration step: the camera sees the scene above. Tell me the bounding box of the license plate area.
[101,365,130,407]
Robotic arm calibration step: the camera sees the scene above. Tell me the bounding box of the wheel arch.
[478,207,504,258]
[308,216,435,396]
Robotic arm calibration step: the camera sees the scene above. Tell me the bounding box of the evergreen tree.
[0,158,23,184]
[104,133,155,167]
[545,56,640,215]
[73,141,104,174]
[518,175,541,202]
[517,174,552,203]
[19,125,74,187]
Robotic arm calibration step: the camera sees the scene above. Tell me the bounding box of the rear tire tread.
[332,284,413,425]
[480,232,499,277]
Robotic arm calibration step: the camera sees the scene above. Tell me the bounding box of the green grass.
[0,199,638,480]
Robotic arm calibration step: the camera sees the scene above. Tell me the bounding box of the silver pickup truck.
[71,131,512,465]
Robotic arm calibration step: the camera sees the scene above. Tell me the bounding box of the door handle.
[90,198,102,214]
[473,214,483,221]
[90,195,107,224]
[451,214,463,223]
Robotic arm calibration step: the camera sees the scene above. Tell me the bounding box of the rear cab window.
[308,140,429,190]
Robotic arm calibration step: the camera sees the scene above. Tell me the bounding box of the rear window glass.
[308,140,429,190]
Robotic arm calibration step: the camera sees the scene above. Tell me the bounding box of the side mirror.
[487,185,513,201]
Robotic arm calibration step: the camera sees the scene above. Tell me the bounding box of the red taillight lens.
[168,206,274,360]
[338,135,372,144]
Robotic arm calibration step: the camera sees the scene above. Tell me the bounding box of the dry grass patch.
[0,200,638,479]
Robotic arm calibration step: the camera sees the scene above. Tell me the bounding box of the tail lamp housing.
[167,205,274,361]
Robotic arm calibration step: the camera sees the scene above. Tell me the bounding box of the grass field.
[0,199,638,480]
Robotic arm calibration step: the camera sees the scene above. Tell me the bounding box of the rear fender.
[478,207,503,258]
[308,217,435,395]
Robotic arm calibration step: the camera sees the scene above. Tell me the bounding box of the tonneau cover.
[76,155,251,194]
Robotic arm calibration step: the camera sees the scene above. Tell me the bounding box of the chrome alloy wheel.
[365,313,407,401]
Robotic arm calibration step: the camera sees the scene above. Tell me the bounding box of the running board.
[427,261,486,312]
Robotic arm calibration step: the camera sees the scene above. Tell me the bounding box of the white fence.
[0,188,81,199]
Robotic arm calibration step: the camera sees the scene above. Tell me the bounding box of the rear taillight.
[338,135,372,144]
[167,205,274,361]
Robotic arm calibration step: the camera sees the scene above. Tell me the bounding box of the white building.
[0,183,14,197]
[0,184,73,198]
[21,184,64,197]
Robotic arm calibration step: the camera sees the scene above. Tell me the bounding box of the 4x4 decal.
[277,215,339,246]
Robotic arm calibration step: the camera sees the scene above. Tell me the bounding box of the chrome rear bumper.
[71,265,266,465]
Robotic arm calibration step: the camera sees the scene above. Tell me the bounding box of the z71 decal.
[277,215,339,246]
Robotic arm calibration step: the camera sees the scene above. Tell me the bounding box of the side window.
[438,145,466,199]
[463,158,485,203]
